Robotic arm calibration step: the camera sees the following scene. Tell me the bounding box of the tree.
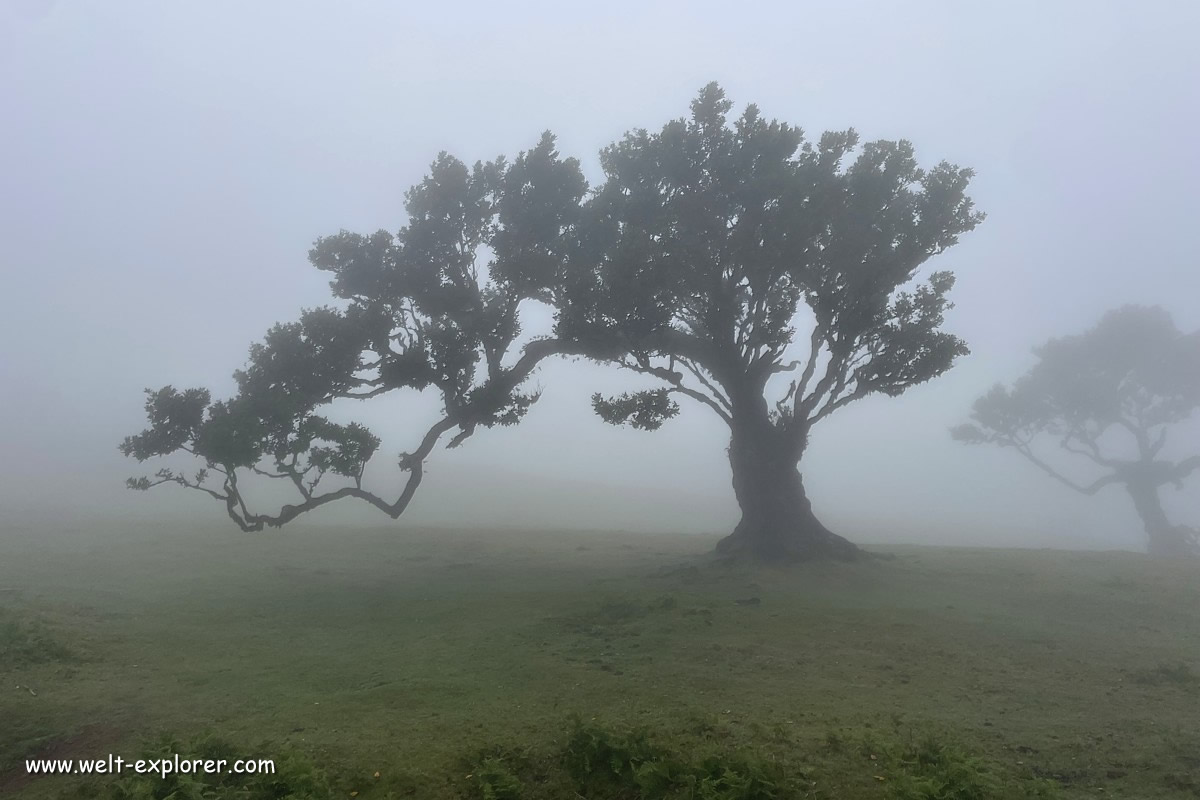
[123,84,983,560]
[121,135,588,531]
[952,305,1200,557]
[556,85,983,560]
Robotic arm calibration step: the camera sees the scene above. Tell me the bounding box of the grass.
[0,609,77,669]
[0,521,1198,797]
[1130,662,1199,689]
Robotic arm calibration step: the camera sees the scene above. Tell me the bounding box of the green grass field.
[1,522,1198,798]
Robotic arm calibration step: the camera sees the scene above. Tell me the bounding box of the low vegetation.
[73,734,334,800]
[0,608,76,669]
[1,523,1198,798]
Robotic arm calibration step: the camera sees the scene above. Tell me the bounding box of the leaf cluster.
[571,83,981,438]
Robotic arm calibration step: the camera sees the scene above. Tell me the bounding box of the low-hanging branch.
[122,132,587,531]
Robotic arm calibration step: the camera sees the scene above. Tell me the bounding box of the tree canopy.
[121,134,587,531]
[566,86,981,438]
[123,84,983,559]
[953,305,1200,555]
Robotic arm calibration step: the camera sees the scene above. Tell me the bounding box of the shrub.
[562,716,784,800]
[472,756,524,800]
[886,734,998,800]
[883,732,1060,800]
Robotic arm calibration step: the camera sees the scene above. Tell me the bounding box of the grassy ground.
[1,521,1198,798]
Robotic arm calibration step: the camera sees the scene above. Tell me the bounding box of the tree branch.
[1171,455,1200,486]
[677,356,732,412]
[224,416,460,531]
[1010,441,1123,496]
[1059,426,1120,468]
[619,354,732,424]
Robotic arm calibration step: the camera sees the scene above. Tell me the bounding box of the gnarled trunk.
[1127,479,1197,558]
[715,410,859,561]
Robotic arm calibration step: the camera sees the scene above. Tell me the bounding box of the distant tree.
[953,306,1200,556]
[123,84,983,560]
[558,85,983,560]
[121,136,587,530]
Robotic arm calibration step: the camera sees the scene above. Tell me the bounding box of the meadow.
[1,521,1198,798]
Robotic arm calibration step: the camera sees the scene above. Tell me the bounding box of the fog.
[2,0,1197,550]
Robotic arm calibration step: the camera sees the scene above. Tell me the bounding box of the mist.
[2,0,1198,552]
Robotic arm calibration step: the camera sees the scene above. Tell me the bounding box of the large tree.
[952,305,1200,557]
[123,84,983,559]
[556,85,983,559]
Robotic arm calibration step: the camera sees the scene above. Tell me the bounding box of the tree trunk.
[1126,479,1196,558]
[715,413,859,561]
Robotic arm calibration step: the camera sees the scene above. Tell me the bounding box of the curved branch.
[1011,442,1123,496]
[677,357,732,412]
[1059,427,1121,468]
[223,416,460,531]
[810,382,872,424]
[798,336,850,420]
[127,335,581,532]
[666,386,732,423]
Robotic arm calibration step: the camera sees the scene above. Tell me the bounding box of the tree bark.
[715,410,859,561]
[1126,479,1197,558]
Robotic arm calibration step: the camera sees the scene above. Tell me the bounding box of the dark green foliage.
[561,717,785,800]
[460,744,557,800]
[560,717,664,791]
[304,418,380,480]
[568,84,981,430]
[118,387,210,460]
[471,757,525,800]
[121,132,586,531]
[853,731,1060,800]
[884,734,999,800]
[591,390,681,431]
